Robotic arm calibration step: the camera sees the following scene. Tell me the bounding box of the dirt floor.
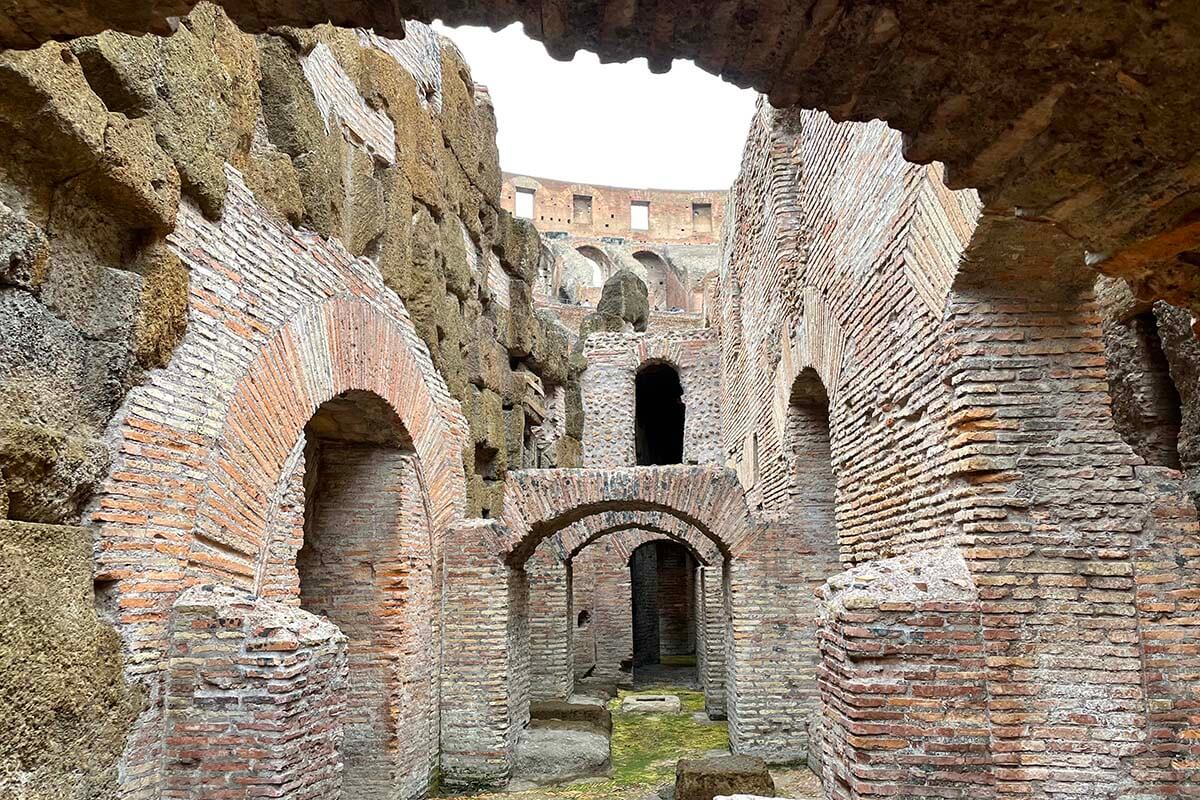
[439,682,823,800]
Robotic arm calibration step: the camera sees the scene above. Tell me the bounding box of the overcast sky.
[433,21,759,191]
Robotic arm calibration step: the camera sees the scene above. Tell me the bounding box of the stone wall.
[501,173,726,245]
[543,300,704,336]
[1,7,582,796]
[581,330,722,468]
[0,521,138,797]
[1098,276,1200,507]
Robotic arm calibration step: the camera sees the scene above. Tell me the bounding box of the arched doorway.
[630,539,699,685]
[635,362,685,465]
[634,250,687,311]
[576,245,612,287]
[297,390,437,799]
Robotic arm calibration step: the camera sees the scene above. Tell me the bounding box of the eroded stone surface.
[621,694,683,714]
[676,755,775,800]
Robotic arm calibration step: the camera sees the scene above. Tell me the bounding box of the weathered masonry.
[2,4,1200,800]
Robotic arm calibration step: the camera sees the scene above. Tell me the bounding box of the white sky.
[433,21,759,191]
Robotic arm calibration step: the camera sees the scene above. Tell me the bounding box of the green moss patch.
[441,685,727,800]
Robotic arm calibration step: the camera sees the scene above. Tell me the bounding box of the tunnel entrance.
[630,540,698,684]
[297,390,436,799]
[635,363,685,466]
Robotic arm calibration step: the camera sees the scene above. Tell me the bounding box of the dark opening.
[1109,311,1183,469]
[629,540,697,681]
[577,609,591,627]
[635,362,685,465]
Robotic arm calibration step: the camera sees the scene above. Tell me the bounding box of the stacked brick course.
[164,585,349,799]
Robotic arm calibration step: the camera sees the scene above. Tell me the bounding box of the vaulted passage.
[298,391,437,800]
[630,540,697,680]
[635,363,685,466]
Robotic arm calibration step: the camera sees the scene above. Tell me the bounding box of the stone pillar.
[814,549,988,800]
[440,520,527,790]
[163,585,349,800]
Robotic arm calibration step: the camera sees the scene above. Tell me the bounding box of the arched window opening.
[1105,310,1183,469]
[577,609,591,627]
[788,369,834,521]
[297,390,434,797]
[576,246,611,288]
[635,362,685,465]
[629,540,698,684]
[634,250,687,311]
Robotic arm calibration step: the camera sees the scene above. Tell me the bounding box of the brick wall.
[581,331,722,468]
[815,550,989,799]
[163,585,349,799]
[720,94,1200,795]
[297,443,436,799]
[727,520,841,764]
[718,102,980,560]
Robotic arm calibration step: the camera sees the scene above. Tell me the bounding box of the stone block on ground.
[675,756,776,800]
[621,693,682,714]
[530,700,612,734]
[510,724,611,789]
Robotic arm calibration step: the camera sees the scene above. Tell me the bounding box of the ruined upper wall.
[502,173,725,245]
[0,7,580,530]
[719,99,981,560]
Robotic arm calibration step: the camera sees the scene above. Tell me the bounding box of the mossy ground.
[441,684,728,800]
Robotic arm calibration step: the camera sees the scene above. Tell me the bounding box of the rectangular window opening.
[692,202,713,233]
[631,200,650,231]
[515,187,535,220]
[573,194,593,226]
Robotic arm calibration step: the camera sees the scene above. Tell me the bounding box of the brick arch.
[92,294,469,796]
[101,296,467,594]
[192,299,466,586]
[500,465,752,563]
[769,287,849,447]
[554,511,720,566]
